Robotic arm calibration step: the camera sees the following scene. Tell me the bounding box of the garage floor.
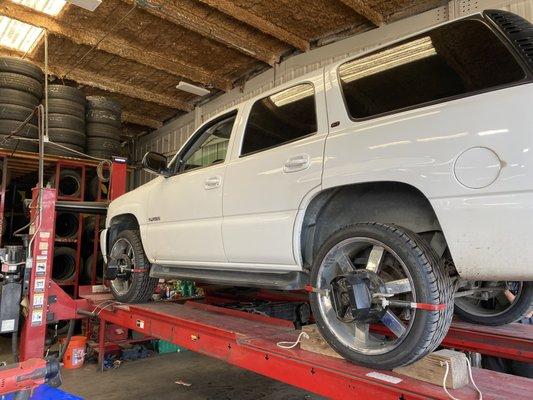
[0,337,321,399]
[62,350,322,400]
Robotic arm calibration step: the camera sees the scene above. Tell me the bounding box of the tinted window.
[241,83,317,156]
[339,19,526,119]
[173,114,235,173]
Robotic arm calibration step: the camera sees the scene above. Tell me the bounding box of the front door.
[143,111,237,265]
[222,78,328,269]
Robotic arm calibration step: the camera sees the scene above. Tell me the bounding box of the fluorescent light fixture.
[0,16,44,53]
[11,0,68,16]
[176,81,210,96]
[339,37,437,82]
[67,0,102,12]
[270,83,314,107]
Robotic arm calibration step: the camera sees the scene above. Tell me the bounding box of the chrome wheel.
[109,237,135,296]
[316,237,416,355]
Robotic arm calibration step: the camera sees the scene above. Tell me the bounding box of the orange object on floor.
[60,336,87,369]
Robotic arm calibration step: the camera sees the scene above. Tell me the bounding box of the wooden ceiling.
[0,0,445,134]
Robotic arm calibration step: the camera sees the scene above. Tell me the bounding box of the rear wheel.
[455,281,533,325]
[108,229,157,303]
[309,223,454,369]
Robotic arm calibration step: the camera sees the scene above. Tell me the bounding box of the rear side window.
[241,83,317,156]
[339,19,526,119]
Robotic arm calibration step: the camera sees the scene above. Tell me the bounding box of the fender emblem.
[148,216,161,222]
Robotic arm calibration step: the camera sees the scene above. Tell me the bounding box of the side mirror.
[142,152,169,176]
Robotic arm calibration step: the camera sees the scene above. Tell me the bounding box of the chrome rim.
[455,281,522,317]
[316,237,416,355]
[109,238,135,296]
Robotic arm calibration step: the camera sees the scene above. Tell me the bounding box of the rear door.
[222,75,328,269]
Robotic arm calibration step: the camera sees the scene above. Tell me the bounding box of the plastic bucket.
[60,336,87,369]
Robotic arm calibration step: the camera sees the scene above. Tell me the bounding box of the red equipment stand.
[79,289,532,400]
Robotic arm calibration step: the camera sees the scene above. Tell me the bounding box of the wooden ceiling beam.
[0,1,230,90]
[124,0,280,65]
[339,0,385,26]
[197,0,309,51]
[0,47,192,111]
[122,112,163,129]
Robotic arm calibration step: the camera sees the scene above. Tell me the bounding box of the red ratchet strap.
[411,302,447,311]
[131,268,146,273]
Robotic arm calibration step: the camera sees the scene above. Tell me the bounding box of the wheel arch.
[300,181,451,269]
[107,213,140,251]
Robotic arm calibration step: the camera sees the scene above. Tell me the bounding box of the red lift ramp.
[84,295,531,400]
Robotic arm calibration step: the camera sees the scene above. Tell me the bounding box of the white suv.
[101,10,533,368]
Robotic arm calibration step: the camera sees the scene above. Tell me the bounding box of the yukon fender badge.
[148,216,161,222]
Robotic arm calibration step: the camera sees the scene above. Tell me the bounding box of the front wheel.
[309,223,454,370]
[108,229,158,303]
[455,281,533,325]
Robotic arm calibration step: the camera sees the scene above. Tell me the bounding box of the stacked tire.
[0,57,43,153]
[45,85,86,157]
[86,96,122,159]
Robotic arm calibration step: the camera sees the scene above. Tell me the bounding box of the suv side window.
[172,113,236,173]
[241,83,317,156]
[338,19,526,120]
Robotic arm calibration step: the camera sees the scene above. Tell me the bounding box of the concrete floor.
[0,337,322,399]
[61,350,323,400]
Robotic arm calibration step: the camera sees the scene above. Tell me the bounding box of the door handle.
[204,176,222,190]
[283,154,310,173]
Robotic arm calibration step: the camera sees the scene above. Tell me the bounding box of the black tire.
[309,223,454,369]
[0,103,37,124]
[87,176,108,201]
[0,136,38,153]
[86,109,121,128]
[47,98,85,119]
[455,281,533,325]
[0,72,42,98]
[48,128,85,147]
[48,169,82,197]
[109,229,158,303]
[84,253,104,281]
[0,120,38,138]
[55,212,79,238]
[52,246,77,282]
[0,88,40,108]
[45,143,85,158]
[48,113,85,132]
[87,137,121,156]
[86,122,120,139]
[86,96,121,114]
[47,85,85,104]
[0,57,43,83]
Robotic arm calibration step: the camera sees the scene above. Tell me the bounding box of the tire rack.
[0,149,126,297]
[53,160,86,298]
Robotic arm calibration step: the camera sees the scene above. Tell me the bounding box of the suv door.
[222,77,328,268]
[143,111,237,264]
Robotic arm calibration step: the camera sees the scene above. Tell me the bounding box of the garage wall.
[135,0,533,186]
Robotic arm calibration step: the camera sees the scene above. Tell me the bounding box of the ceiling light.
[11,0,67,17]
[176,81,210,96]
[67,0,102,12]
[0,16,43,53]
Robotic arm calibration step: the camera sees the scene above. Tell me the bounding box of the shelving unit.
[0,149,120,298]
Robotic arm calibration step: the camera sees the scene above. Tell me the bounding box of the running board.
[150,264,308,290]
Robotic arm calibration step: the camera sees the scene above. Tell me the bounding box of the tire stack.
[0,57,43,153]
[85,96,122,159]
[45,85,86,157]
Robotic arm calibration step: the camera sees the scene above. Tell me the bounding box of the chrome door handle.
[283,154,310,173]
[204,176,221,190]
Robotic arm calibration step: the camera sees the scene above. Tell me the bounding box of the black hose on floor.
[57,319,75,362]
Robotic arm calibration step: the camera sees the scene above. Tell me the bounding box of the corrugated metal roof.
[0,16,43,53]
